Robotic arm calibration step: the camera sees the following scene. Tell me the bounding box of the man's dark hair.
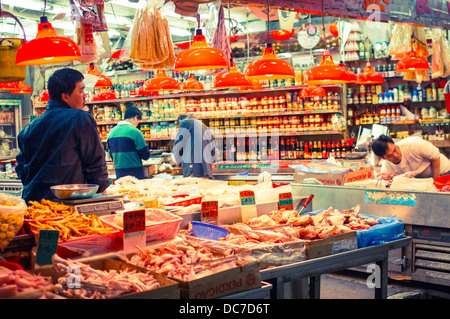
[371,134,395,157]
[48,68,84,101]
[124,106,142,120]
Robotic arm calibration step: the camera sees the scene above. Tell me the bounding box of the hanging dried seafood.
[126,0,175,69]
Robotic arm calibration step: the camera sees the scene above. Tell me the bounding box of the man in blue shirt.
[16,68,109,203]
[107,107,151,179]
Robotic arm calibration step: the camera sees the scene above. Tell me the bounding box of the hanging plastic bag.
[432,28,450,78]
[388,23,412,60]
[75,21,98,64]
[0,193,26,250]
[69,0,102,28]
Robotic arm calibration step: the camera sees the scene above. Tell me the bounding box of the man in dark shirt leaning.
[16,68,109,203]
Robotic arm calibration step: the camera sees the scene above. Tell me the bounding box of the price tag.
[36,229,59,265]
[123,209,146,252]
[201,200,219,223]
[278,192,294,210]
[239,190,257,223]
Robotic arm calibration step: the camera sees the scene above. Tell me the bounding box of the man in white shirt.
[371,135,450,179]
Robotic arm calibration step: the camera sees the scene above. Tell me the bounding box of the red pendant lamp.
[16,16,81,66]
[173,29,230,71]
[395,50,430,72]
[211,60,252,89]
[143,70,180,91]
[245,43,295,80]
[356,62,384,84]
[181,75,204,90]
[300,84,326,97]
[38,90,50,102]
[86,63,113,88]
[10,81,33,94]
[0,82,19,91]
[338,62,357,83]
[304,50,354,85]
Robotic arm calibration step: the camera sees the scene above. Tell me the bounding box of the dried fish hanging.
[431,28,450,79]
[126,0,175,69]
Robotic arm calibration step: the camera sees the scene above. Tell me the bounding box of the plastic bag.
[0,193,26,250]
[69,0,102,27]
[432,28,450,78]
[388,23,412,60]
[390,176,437,191]
[357,214,404,248]
[75,21,98,64]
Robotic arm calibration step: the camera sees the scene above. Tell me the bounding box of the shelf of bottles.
[346,81,448,127]
[214,136,357,165]
[94,87,347,146]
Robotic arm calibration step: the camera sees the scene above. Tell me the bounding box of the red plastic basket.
[434,174,450,190]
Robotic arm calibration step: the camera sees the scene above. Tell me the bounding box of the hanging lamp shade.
[10,81,32,94]
[86,63,113,88]
[181,75,204,90]
[395,50,430,72]
[338,62,357,83]
[93,90,116,101]
[38,90,49,102]
[300,84,326,97]
[304,50,353,84]
[211,61,252,89]
[271,29,295,41]
[0,81,19,91]
[245,43,295,80]
[173,29,230,71]
[16,16,81,66]
[356,63,384,84]
[143,70,180,91]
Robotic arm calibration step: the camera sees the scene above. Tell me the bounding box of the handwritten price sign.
[240,190,256,206]
[123,209,146,252]
[36,229,59,265]
[123,209,146,233]
[278,192,294,210]
[201,200,219,219]
[239,190,257,223]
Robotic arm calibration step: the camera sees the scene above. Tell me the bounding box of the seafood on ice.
[52,254,161,299]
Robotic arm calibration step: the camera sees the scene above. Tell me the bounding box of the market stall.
[0,0,449,301]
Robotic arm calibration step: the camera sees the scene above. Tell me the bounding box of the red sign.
[201,200,219,219]
[123,209,146,233]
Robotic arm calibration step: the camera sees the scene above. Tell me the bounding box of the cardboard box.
[31,258,180,299]
[305,231,358,259]
[294,166,374,186]
[177,260,261,299]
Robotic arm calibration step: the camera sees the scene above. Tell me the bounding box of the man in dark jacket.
[172,115,216,179]
[16,68,109,203]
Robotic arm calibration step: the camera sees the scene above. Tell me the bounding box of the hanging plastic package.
[0,11,26,83]
[124,0,175,69]
[75,21,98,63]
[69,0,102,28]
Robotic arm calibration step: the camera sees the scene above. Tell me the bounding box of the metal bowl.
[50,184,99,200]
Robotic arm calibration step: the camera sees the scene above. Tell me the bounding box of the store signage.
[36,229,59,265]
[123,209,146,251]
[278,192,294,210]
[239,190,257,222]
